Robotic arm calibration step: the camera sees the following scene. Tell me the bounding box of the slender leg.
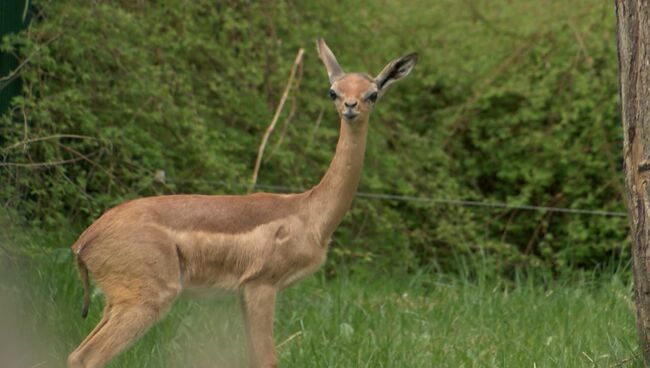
[68,301,166,368]
[241,283,278,368]
[68,305,111,367]
[77,306,111,350]
[67,280,179,368]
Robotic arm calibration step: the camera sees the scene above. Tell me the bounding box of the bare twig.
[463,0,525,39]
[0,154,96,168]
[56,143,123,187]
[1,134,98,152]
[500,210,517,243]
[21,0,29,22]
[442,35,538,149]
[249,48,305,193]
[22,106,28,144]
[277,331,302,349]
[524,193,563,255]
[311,108,325,138]
[568,21,593,65]
[0,33,61,91]
[608,349,645,367]
[268,55,304,159]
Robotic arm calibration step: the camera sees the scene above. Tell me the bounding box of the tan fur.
[67,39,416,368]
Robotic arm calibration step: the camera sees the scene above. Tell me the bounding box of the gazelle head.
[317,38,417,123]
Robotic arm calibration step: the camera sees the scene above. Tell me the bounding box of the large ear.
[374,53,418,92]
[317,38,344,83]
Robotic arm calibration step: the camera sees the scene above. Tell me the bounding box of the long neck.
[306,116,369,241]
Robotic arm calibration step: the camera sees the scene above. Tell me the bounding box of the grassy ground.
[0,245,641,367]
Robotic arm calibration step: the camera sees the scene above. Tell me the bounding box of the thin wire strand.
[169,180,627,218]
[252,184,626,217]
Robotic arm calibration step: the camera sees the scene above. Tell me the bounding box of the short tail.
[76,256,91,319]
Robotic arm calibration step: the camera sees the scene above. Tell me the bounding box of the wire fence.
[254,184,627,217]
[171,180,628,218]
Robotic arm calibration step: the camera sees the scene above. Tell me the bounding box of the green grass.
[0,246,641,368]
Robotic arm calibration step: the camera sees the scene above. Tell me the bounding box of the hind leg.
[67,286,178,368]
[68,228,183,367]
[68,305,111,366]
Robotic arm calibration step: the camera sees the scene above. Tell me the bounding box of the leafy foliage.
[0,0,626,274]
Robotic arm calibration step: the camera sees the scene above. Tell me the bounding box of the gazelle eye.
[329,89,338,100]
[367,91,378,103]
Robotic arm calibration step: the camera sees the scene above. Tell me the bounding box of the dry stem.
[249,48,305,192]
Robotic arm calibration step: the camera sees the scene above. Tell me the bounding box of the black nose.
[344,100,358,108]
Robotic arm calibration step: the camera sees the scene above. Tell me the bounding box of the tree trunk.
[615,0,650,364]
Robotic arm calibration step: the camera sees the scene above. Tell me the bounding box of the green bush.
[0,0,626,274]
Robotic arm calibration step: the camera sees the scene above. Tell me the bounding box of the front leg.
[240,283,278,368]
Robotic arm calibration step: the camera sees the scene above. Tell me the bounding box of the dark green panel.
[0,0,30,115]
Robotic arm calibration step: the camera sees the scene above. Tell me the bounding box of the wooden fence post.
[615,0,650,364]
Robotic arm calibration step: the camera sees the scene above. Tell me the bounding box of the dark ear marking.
[375,52,418,91]
[378,56,413,88]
